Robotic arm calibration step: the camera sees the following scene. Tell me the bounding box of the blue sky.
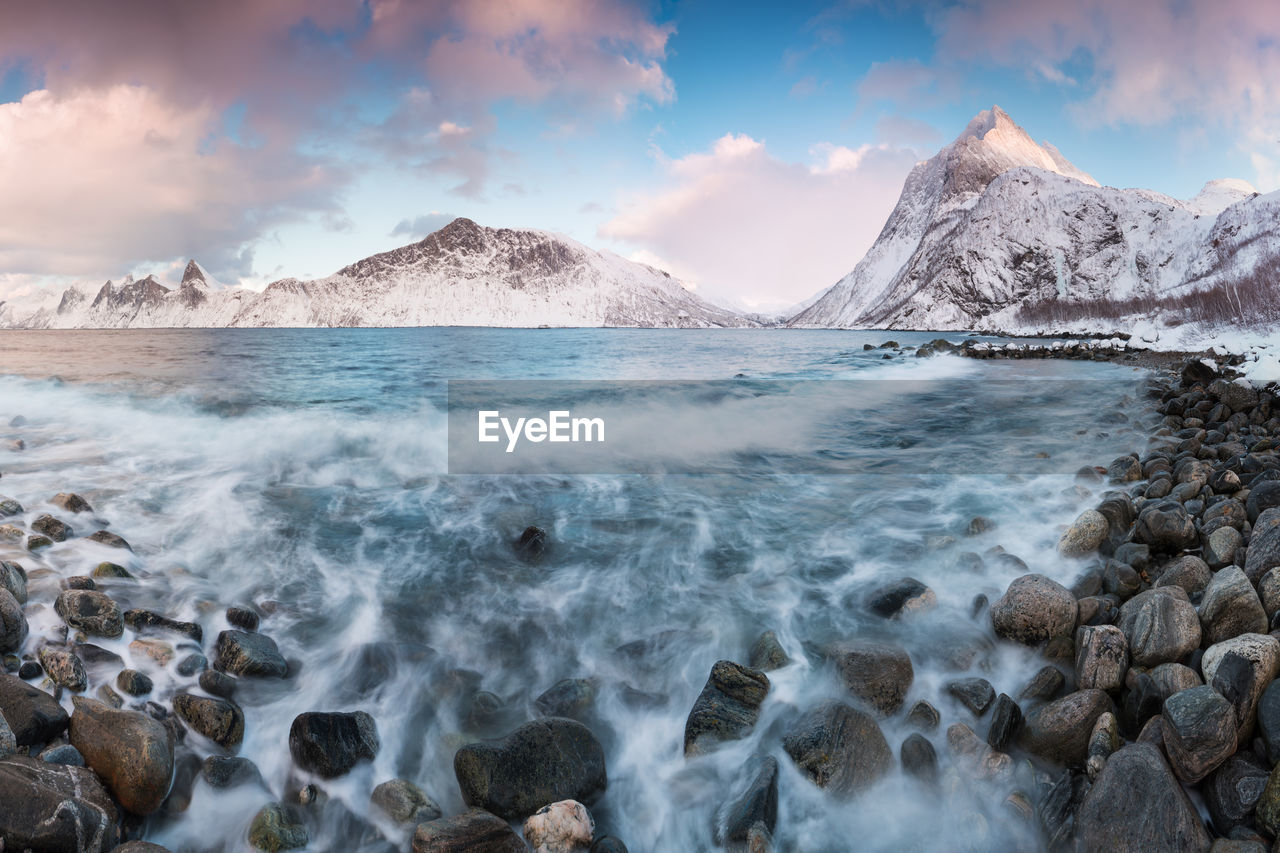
[1,0,1276,310]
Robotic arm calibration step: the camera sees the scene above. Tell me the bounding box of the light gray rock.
[1117,586,1201,667]
[1162,685,1238,783]
[1018,689,1113,767]
[1206,527,1243,570]
[1202,633,1280,746]
[1075,743,1210,852]
[1155,555,1212,596]
[522,800,594,853]
[1074,624,1128,692]
[989,574,1077,646]
[1058,509,1109,556]
[1199,566,1268,644]
[1244,508,1280,583]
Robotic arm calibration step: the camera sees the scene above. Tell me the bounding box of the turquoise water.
[0,329,1154,851]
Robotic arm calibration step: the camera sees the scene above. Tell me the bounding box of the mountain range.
[2,106,1277,333]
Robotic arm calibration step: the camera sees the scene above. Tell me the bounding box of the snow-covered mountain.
[789,106,1278,331]
[1,218,753,329]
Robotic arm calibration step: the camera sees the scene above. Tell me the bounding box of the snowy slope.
[4,218,753,329]
[789,106,1275,331]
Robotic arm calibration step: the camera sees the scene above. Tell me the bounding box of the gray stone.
[831,641,912,715]
[1258,679,1280,764]
[173,693,244,749]
[39,647,87,691]
[69,696,174,815]
[371,777,442,824]
[1018,665,1064,703]
[1199,566,1268,644]
[202,755,265,789]
[747,630,791,671]
[412,809,525,853]
[0,588,27,653]
[1202,634,1280,745]
[1156,555,1212,595]
[0,672,69,744]
[1245,508,1280,583]
[782,700,892,796]
[1074,624,1128,691]
[116,669,152,696]
[534,678,595,719]
[945,677,995,715]
[1085,711,1118,781]
[683,660,769,755]
[54,589,123,638]
[905,700,940,731]
[215,630,288,677]
[1117,586,1201,667]
[1162,685,1238,783]
[1058,509,1109,556]
[1247,480,1280,523]
[0,560,27,604]
[31,514,73,542]
[1076,743,1210,852]
[1134,500,1199,553]
[0,755,120,853]
[1205,753,1269,835]
[986,693,1022,751]
[289,710,378,778]
[989,574,1077,646]
[1206,527,1244,570]
[39,744,84,766]
[716,754,778,844]
[900,733,937,783]
[248,802,307,852]
[1018,689,1114,767]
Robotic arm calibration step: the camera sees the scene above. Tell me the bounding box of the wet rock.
[116,669,153,696]
[198,669,237,699]
[1085,711,1118,781]
[1117,586,1201,667]
[203,754,265,789]
[1108,455,1142,483]
[0,754,120,853]
[1077,743,1210,851]
[69,696,174,815]
[1259,679,1280,764]
[747,630,790,671]
[289,710,378,778]
[1253,762,1280,837]
[830,640,913,714]
[781,700,891,796]
[1059,509,1109,556]
[900,733,938,783]
[371,777,442,824]
[111,844,172,853]
[123,609,202,643]
[1018,665,1065,703]
[0,559,27,604]
[515,525,548,560]
[39,647,87,691]
[1155,555,1212,596]
[986,693,1022,751]
[865,577,936,618]
[683,660,769,755]
[129,638,175,667]
[0,495,21,516]
[906,700,941,731]
[1018,689,1114,767]
[0,588,28,653]
[989,574,1077,646]
[176,653,207,676]
[88,530,131,550]
[590,839,628,853]
[1074,624,1128,692]
[1206,527,1243,570]
[39,743,84,766]
[716,755,778,844]
[454,717,606,820]
[18,659,39,679]
[535,678,596,719]
[249,802,308,852]
[51,492,93,513]
[1205,753,1269,834]
[0,672,69,745]
[92,562,133,579]
[173,693,244,749]
[1134,500,1199,553]
[1162,685,1237,783]
[946,677,996,715]
[412,808,526,853]
[1205,499,1249,534]
[215,629,288,677]
[523,799,594,853]
[55,589,123,638]
[1245,508,1280,583]
[226,605,259,631]
[946,722,1012,782]
[1202,634,1280,745]
[1200,566,1268,644]
[32,514,73,542]
[1247,480,1280,524]
[1102,562,1141,599]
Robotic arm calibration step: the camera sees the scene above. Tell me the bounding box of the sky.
[1,0,1278,313]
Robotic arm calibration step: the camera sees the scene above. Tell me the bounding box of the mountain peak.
[181,260,206,287]
[956,105,1014,142]
[941,105,1098,196]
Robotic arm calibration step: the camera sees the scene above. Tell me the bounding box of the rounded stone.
[830,641,913,715]
[68,696,174,815]
[289,710,379,779]
[1117,586,1201,667]
[1058,509,1109,556]
[1199,566,1268,644]
[522,800,594,853]
[1162,685,1237,783]
[781,700,892,796]
[990,574,1077,646]
[1018,689,1114,767]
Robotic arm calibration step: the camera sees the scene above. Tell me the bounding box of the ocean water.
[0,329,1157,852]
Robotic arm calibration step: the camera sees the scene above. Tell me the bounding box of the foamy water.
[0,329,1157,852]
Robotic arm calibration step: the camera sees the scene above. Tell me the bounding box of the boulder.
[1259,679,1280,764]
[39,647,87,691]
[947,722,1013,782]
[371,777,442,824]
[0,754,121,853]
[1058,509,1109,556]
[1018,689,1113,767]
[214,630,288,677]
[1162,685,1238,783]
[69,696,174,815]
[1117,586,1201,667]
[1204,753,1269,835]
[536,679,596,719]
[202,755,265,789]
[0,671,68,745]
[1134,500,1198,553]
[905,700,940,730]
[1205,527,1243,571]
[1075,743,1210,852]
[1155,555,1212,596]
[1199,566,1268,644]
[830,641,913,714]
[116,669,152,696]
[1202,634,1280,745]
[986,694,1022,751]
[747,630,791,671]
[122,609,202,643]
[454,717,606,820]
[993,573,1079,650]
[1074,624,1128,692]
[51,493,93,513]
[945,677,996,715]
[1247,480,1280,524]
[900,733,938,783]
[289,710,378,778]
[1253,761,1280,837]
[683,660,769,755]
[54,589,123,638]
[87,530,131,550]
[0,559,27,604]
[865,577,937,618]
[412,809,526,853]
[1245,508,1280,583]
[781,700,891,796]
[0,588,28,653]
[523,800,594,853]
[32,514,73,542]
[248,802,307,852]
[716,755,778,844]
[1018,666,1065,703]
[173,694,244,750]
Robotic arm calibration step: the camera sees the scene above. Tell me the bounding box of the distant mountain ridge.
[789,106,1277,332]
[0,218,754,329]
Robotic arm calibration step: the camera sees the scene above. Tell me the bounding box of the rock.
[1102,562,1141,599]
[535,678,596,719]
[215,629,288,677]
[1206,528,1243,570]
[1108,455,1142,483]
[31,514,73,542]
[865,577,936,618]
[0,559,27,604]
[1018,689,1113,767]
[1117,586,1201,666]
[986,694,1022,751]
[197,670,235,700]
[1162,685,1238,783]
[946,677,996,715]
[1134,500,1199,553]
[1200,566,1268,644]
[523,800,594,853]
[989,574,1077,646]
[1209,378,1259,414]
[1205,753,1269,835]
[946,722,1012,781]
[122,609,202,642]
[110,844,172,853]
[412,809,526,853]
[900,732,938,783]
[226,605,259,631]
[371,777,442,824]
[1245,508,1280,582]
[0,588,28,653]
[176,653,207,676]
[55,589,123,638]
[69,696,174,815]
[1205,499,1249,534]
[716,755,777,844]
[454,717,606,820]
[1254,762,1280,837]
[1074,624,1128,692]
[1059,509,1109,556]
[200,757,262,794]
[0,495,21,516]
[0,754,121,853]
[288,710,378,778]
[1202,634,1280,745]
[781,700,891,795]
[1156,555,1212,595]
[51,493,93,513]
[39,647,87,691]
[116,669,153,696]
[88,530,131,550]
[173,693,244,749]
[906,700,940,730]
[249,802,308,852]
[1076,743,1210,852]
[0,672,69,744]
[683,660,769,755]
[19,659,40,679]
[1018,665,1065,703]
[1247,480,1280,523]
[129,638,175,667]
[1086,711,1119,780]
[515,525,548,560]
[747,630,790,671]
[1259,679,1280,764]
[39,744,84,766]
[28,535,54,551]
[830,641,913,714]
[590,839,628,853]
[92,562,133,580]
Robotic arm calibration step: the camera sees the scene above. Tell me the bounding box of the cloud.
[0,86,343,279]
[875,114,942,145]
[600,134,921,311]
[390,212,458,240]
